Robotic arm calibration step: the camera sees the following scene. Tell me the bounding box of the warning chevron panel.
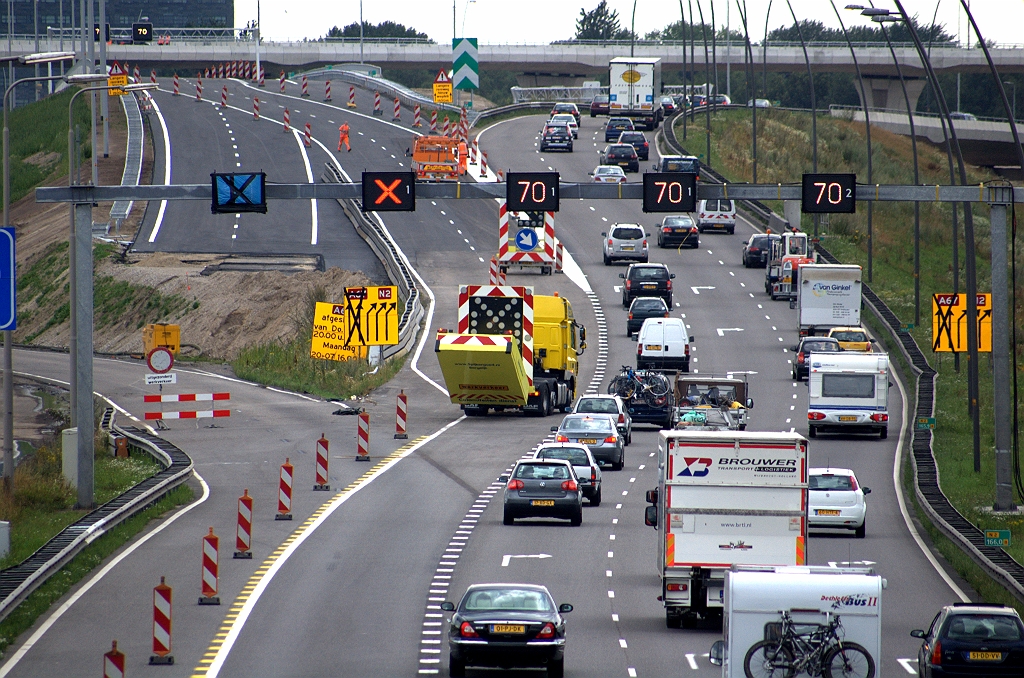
[931,293,992,353]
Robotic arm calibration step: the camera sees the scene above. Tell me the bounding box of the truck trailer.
[798,264,862,338]
[609,57,664,130]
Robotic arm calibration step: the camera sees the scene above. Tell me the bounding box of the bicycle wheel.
[641,372,671,398]
[823,642,875,678]
[608,376,635,399]
[743,641,795,678]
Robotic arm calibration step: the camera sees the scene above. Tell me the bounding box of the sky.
[233,0,1024,47]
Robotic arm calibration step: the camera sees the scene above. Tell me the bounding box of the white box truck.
[798,264,863,337]
[808,353,890,439]
[710,565,883,678]
[609,57,663,130]
[644,431,808,627]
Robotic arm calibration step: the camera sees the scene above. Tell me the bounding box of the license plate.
[969,652,1002,661]
[580,438,598,445]
[838,415,858,422]
[815,509,841,516]
[531,500,555,507]
[645,345,661,351]
[621,245,635,251]
[491,624,526,634]
[642,284,657,289]
[674,229,688,233]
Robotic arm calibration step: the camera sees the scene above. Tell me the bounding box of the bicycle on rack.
[607,366,671,406]
[743,610,875,678]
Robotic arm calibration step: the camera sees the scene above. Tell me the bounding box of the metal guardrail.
[470,101,554,127]
[302,68,462,118]
[321,162,424,361]
[0,407,194,622]
[511,86,606,104]
[829,103,1023,126]
[109,92,144,229]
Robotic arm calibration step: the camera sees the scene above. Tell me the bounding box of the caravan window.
[822,374,875,399]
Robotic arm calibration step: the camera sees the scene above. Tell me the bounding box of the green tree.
[574,1,633,41]
[325,21,429,40]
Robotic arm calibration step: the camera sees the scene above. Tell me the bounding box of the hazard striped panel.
[144,393,230,403]
[145,410,231,420]
[457,285,534,386]
[496,201,556,265]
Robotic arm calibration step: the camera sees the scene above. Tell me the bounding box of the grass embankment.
[232,285,406,399]
[674,109,1024,601]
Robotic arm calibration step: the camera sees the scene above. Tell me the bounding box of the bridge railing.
[510,86,607,104]
[828,103,1022,125]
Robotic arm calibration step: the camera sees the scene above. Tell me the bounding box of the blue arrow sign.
[514,228,538,252]
[0,228,15,330]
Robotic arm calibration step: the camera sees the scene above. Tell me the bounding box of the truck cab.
[767,232,813,302]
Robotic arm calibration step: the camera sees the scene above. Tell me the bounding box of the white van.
[697,199,737,234]
[807,353,889,439]
[636,318,693,371]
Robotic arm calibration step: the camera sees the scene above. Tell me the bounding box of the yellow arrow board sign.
[433,69,453,104]
[310,302,367,362]
[107,62,127,97]
[931,293,992,353]
[343,286,399,346]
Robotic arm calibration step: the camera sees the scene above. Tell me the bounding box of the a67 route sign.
[147,347,174,373]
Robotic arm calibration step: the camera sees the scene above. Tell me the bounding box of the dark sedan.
[742,233,778,267]
[502,459,583,525]
[443,584,573,678]
[627,296,670,336]
[605,117,634,142]
[600,144,639,172]
[792,336,842,381]
[657,215,699,248]
[617,130,650,160]
[912,603,1024,677]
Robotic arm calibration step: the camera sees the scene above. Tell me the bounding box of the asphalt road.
[0,97,977,678]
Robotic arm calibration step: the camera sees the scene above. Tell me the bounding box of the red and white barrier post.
[497,169,505,182]
[221,85,227,108]
[104,641,126,678]
[217,63,224,79]
[392,97,401,121]
[555,239,564,272]
[441,117,450,137]
[412,104,422,128]
[276,458,294,520]
[395,390,408,439]
[150,577,173,665]
[196,75,202,102]
[279,70,286,93]
[283,108,290,132]
[489,257,499,284]
[324,80,332,101]
[470,139,478,165]
[314,434,330,490]
[234,489,253,559]
[150,70,157,85]
[172,73,179,96]
[133,65,140,82]
[199,528,220,605]
[373,90,382,115]
[303,122,312,148]
[430,109,438,132]
[301,75,309,97]
[356,412,370,461]
[253,97,260,121]
[259,65,265,87]
[480,151,489,178]
[347,86,356,108]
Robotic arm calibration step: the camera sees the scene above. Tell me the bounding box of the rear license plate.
[815,509,841,516]
[642,284,657,289]
[531,500,555,507]
[645,345,662,351]
[491,624,526,634]
[580,438,598,445]
[674,229,688,233]
[838,415,858,422]
[621,245,635,251]
[968,652,1002,661]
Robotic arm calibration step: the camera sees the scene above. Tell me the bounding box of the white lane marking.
[290,128,318,244]
[619,639,628,648]
[716,328,744,336]
[896,659,918,674]
[608,590,615,598]
[792,394,798,399]
[501,553,552,566]
[0,471,211,676]
[146,96,172,243]
[628,669,637,678]
[691,286,715,294]
[606,570,613,577]
[686,654,698,670]
[786,418,791,423]
[608,551,614,557]
[638,465,645,470]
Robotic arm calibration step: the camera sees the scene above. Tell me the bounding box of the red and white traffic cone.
[373,90,382,115]
[325,80,332,101]
[103,641,126,678]
[232,61,239,78]
[150,70,157,85]
[480,151,489,178]
[413,104,422,127]
[276,458,294,520]
[392,97,401,121]
[395,390,409,439]
[470,140,478,165]
[204,67,211,79]
[283,108,290,132]
[489,257,499,284]
[304,122,312,148]
[279,71,286,93]
[253,97,260,121]
[347,86,356,108]
[314,434,330,490]
[150,577,173,665]
[442,117,450,137]
[217,63,224,79]
[221,85,227,109]
[196,76,202,102]
[259,65,265,87]
[430,109,438,132]
[356,412,370,461]
[172,73,179,96]
[301,75,309,97]
[234,489,253,559]
[199,528,220,605]
[498,266,507,285]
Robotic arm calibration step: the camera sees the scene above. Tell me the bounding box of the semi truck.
[808,352,890,439]
[798,264,862,338]
[644,431,808,628]
[609,57,664,130]
[435,285,585,417]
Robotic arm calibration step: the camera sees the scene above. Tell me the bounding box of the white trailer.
[609,57,663,130]
[798,264,863,337]
[644,431,808,627]
[711,565,884,678]
[808,353,890,439]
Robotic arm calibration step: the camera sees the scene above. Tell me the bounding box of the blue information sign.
[514,228,539,252]
[211,172,267,214]
[0,228,14,331]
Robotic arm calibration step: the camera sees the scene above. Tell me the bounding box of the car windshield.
[515,463,570,479]
[552,115,575,124]
[537,446,591,465]
[682,383,738,404]
[832,331,867,343]
[703,200,734,212]
[462,588,554,612]
[809,474,855,491]
[664,159,698,172]
[609,147,635,157]
[664,217,692,227]
[593,95,609,103]
[945,614,1023,641]
[611,226,643,239]
[554,105,575,112]
[596,167,622,175]
[621,133,645,142]
[802,341,840,352]
[630,267,668,281]
[544,126,567,135]
[751,236,770,247]
[576,398,619,414]
[632,298,667,311]
[560,417,613,433]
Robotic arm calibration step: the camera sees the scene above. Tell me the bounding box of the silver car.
[551,413,625,470]
[533,443,603,506]
[602,223,649,265]
[502,459,583,525]
[571,395,632,445]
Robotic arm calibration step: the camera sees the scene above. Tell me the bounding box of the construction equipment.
[409,135,467,181]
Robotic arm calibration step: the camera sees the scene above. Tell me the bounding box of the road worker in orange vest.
[338,122,351,152]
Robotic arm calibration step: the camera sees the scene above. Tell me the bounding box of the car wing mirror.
[601,232,607,236]
[889,381,894,388]
[790,345,799,352]
[498,474,509,483]
[689,336,695,342]
[618,273,625,279]
[558,603,574,613]
[709,640,725,666]
[746,398,754,409]
[863,487,872,495]
[870,338,877,343]
[645,233,651,238]
[550,426,558,432]
[645,489,659,504]
[670,273,676,278]
[644,505,658,528]
[910,629,926,639]
[440,601,455,611]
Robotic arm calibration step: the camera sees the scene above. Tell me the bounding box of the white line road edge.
[289,127,319,244]
[203,415,465,678]
[0,471,210,677]
[146,96,172,243]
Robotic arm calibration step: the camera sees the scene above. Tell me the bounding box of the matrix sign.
[362,171,415,212]
[506,172,559,212]
[133,23,153,43]
[211,172,267,214]
[643,173,697,213]
[802,173,856,214]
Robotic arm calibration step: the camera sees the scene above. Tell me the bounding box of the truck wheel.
[808,426,817,438]
[666,613,682,629]
[879,427,888,440]
[590,485,602,506]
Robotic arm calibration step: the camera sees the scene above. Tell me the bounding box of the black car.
[657,214,699,248]
[443,584,573,678]
[617,130,650,160]
[912,603,1024,677]
[620,263,675,308]
[540,124,573,152]
[627,296,670,336]
[601,144,639,172]
[792,336,842,381]
[742,233,778,267]
[605,117,634,142]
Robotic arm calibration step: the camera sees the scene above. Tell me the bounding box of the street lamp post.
[735,0,755,182]
[630,0,637,58]
[1004,81,1017,122]
[695,0,712,167]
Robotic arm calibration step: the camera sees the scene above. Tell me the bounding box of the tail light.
[930,641,942,665]
[560,479,579,491]
[618,413,625,424]
[536,622,556,639]
[637,343,643,356]
[666,583,688,592]
[870,413,889,422]
[642,239,648,248]
[808,412,826,421]
[663,226,672,233]
[460,622,479,638]
[750,247,760,252]
[798,352,805,364]
[591,466,597,480]
[628,312,633,320]
[663,312,669,317]
[666,279,672,290]
[555,434,569,443]
[607,239,614,247]
[507,479,525,490]
[625,280,632,288]
[684,344,690,356]
[604,436,618,444]
[848,475,859,491]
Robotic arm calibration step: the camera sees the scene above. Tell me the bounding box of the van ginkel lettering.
[812,283,853,293]
[717,458,797,473]
[821,594,879,610]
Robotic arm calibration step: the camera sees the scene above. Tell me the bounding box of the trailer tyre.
[744,641,795,678]
[855,520,866,539]
[879,427,888,440]
[665,613,682,629]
